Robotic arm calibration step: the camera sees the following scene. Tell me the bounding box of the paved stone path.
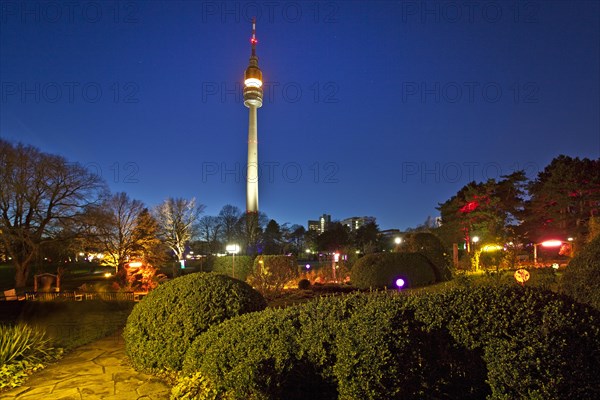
[1,331,170,400]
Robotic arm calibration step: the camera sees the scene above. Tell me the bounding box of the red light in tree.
[460,201,479,213]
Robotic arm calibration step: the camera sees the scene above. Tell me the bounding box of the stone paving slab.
[0,331,170,400]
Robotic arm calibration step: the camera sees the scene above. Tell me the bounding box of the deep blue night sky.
[1,1,599,230]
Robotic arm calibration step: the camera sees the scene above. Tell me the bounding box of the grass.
[0,262,120,295]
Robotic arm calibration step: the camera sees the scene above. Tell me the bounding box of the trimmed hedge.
[123,272,266,372]
[175,287,600,400]
[350,252,436,289]
[182,294,373,399]
[409,286,600,399]
[561,234,600,309]
[211,255,254,281]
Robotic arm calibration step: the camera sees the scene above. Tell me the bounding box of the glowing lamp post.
[394,237,402,252]
[226,244,240,278]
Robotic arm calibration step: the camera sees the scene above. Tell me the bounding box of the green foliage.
[177,287,600,400]
[436,171,527,250]
[211,255,254,281]
[248,255,298,294]
[124,272,266,372]
[170,371,223,400]
[402,232,452,281]
[0,324,63,389]
[410,286,600,399]
[297,278,311,290]
[524,156,600,242]
[0,324,57,365]
[561,234,600,309]
[183,307,305,400]
[182,295,370,400]
[333,297,424,399]
[350,252,436,289]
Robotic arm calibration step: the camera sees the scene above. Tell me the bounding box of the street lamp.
[394,237,402,252]
[225,244,240,278]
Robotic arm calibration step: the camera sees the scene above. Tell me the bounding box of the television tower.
[244,17,263,215]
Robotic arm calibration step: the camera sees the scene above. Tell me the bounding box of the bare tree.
[154,198,205,261]
[218,204,242,244]
[198,215,222,253]
[87,192,162,273]
[0,140,105,288]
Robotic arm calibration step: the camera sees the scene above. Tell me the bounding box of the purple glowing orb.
[396,278,405,288]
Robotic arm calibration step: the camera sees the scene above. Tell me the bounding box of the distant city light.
[394,237,402,245]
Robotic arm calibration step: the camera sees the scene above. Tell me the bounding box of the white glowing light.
[245,78,262,88]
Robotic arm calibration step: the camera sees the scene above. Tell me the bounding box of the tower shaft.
[246,104,258,213]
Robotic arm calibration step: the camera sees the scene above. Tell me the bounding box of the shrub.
[333,297,423,399]
[170,371,220,400]
[182,294,372,400]
[248,255,298,294]
[211,255,254,281]
[402,232,452,281]
[177,287,600,400]
[350,253,436,289]
[410,286,600,399]
[297,278,311,290]
[561,234,600,309]
[124,272,266,372]
[182,307,305,399]
[0,324,63,389]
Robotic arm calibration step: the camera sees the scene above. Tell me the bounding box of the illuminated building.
[308,214,331,234]
[341,216,376,232]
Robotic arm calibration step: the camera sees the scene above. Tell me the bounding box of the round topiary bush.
[350,253,436,289]
[402,232,452,281]
[561,234,600,309]
[124,272,266,372]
